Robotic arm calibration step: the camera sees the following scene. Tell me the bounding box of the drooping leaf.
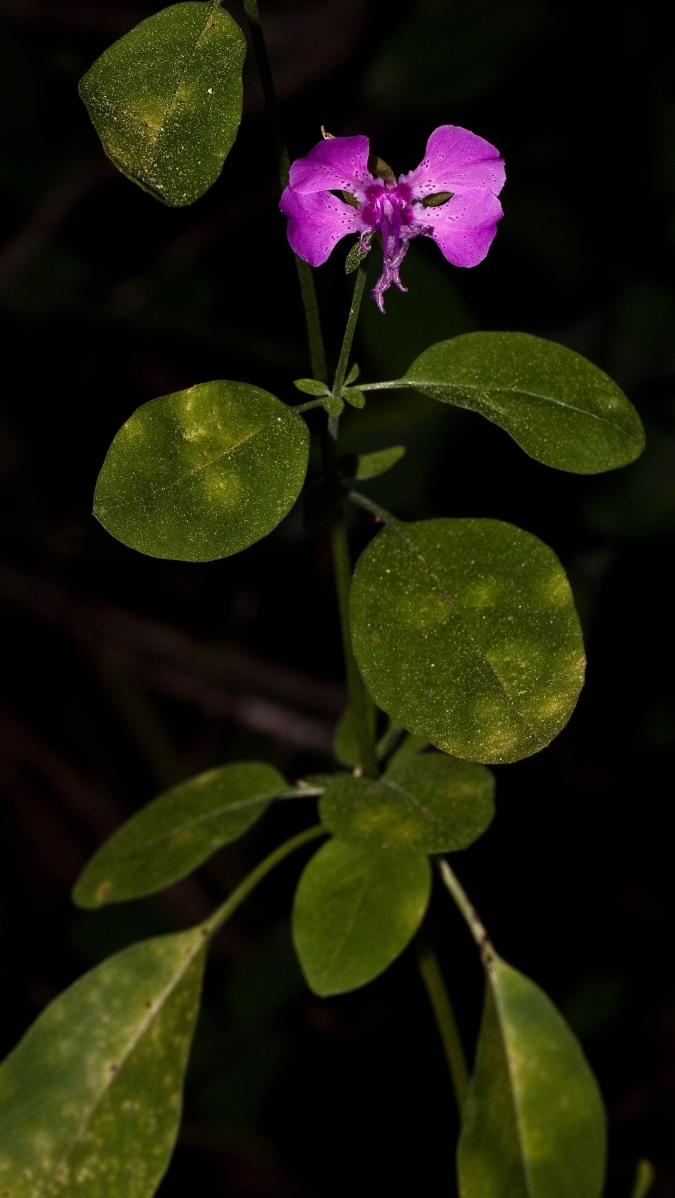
[292,839,431,996]
[387,332,645,473]
[79,2,246,207]
[350,517,585,763]
[94,381,309,561]
[333,701,377,769]
[73,762,287,908]
[458,952,606,1198]
[355,445,407,480]
[0,929,206,1198]
[320,751,494,853]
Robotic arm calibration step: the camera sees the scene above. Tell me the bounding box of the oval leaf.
[79,2,246,207]
[94,381,310,561]
[458,953,606,1198]
[292,839,431,996]
[350,518,585,763]
[73,762,287,908]
[399,332,645,473]
[0,929,206,1198]
[320,751,494,853]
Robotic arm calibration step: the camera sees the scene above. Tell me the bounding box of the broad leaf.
[320,751,494,853]
[94,381,310,561]
[350,518,584,763]
[356,445,407,480]
[292,839,431,996]
[79,2,246,207]
[386,332,644,473]
[73,762,287,908]
[458,953,606,1198]
[0,929,206,1198]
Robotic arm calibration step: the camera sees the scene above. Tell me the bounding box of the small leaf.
[322,394,345,417]
[345,232,373,274]
[334,701,377,769]
[320,751,494,853]
[73,762,287,908]
[94,380,309,562]
[292,839,431,996]
[294,378,330,396]
[344,387,366,409]
[355,445,407,479]
[0,928,206,1198]
[631,1160,656,1198]
[458,952,606,1198]
[367,152,396,182]
[421,190,453,207]
[398,332,645,473]
[79,3,246,207]
[346,363,360,385]
[350,518,585,763]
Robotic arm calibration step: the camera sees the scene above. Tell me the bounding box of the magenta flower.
[280,125,505,312]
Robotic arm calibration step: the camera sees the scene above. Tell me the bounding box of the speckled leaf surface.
[0,929,206,1198]
[350,518,585,763]
[292,840,431,996]
[79,3,246,206]
[458,954,606,1198]
[355,445,406,480]
[398,332,644,473]
[320,751,494,853]
[73,762,286,908]
[94,381,310,561]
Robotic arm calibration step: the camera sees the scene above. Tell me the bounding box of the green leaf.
[79,2,246,207]
[458,952,606,1198]
[292,839,431,996]
[94,380,309,561]
[397,332,645,473]
[631,1160,656,1198]
[346,363,360,384]
[0,928,206,1198]
[293,378,330,396]
[334,701,377,769]
[322,394,345,417]
[73,762,287,908]
[350,517,585,764]
[344,387,366,409]
[355,445,407,480]
[320,751,494,853]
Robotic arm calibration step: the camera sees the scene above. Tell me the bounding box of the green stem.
[416,935,469,1116]
[357,380,406,392]
[436,857,492,959]
[348,489,402,529]
[332,261,368,400]
[242,0,327,384]
[330,517,379,778]
[204,824,327,937]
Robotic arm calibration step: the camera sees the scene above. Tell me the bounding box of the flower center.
[360,180,413,242]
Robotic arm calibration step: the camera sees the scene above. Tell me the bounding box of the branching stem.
[416,935,469,1116]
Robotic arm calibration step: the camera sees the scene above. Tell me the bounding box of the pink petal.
[418,189,504,268]
[403,125,505,200]
[279,186,363,267]
[289,135,372,198]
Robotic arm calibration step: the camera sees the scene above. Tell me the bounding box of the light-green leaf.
[355,445,407,480]
[73,762,287,908]
[94,381,310,561]
[0,928,206,1198]
[292,839,431,996]
[350,517,585,763]
[320,751,494,853]
[458,952,606,1198]
[393,332,645,474]
[79,2,246,207]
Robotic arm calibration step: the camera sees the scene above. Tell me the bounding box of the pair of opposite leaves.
[93,332,644,765]
[0,755,606,1198]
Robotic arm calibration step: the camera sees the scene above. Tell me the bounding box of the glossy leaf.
[0,929,206,1197]
[94,381,309,561]
[356,445,407,480]
[458,952,606,1198]
[292,839,431,996]
[350,518,585,763]
[79,3,246,207]
[320,751,494,853]
[396,332,645,473]
[73,762,287,908]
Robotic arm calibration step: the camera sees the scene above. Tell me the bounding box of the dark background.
[1,0,674,1193]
